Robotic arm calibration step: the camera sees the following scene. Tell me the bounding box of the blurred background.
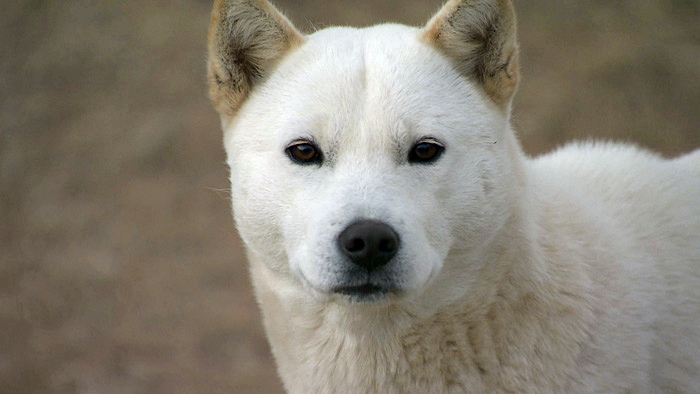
[1,0,698,392]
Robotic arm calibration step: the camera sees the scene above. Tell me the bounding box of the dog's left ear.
[208,0,304,123]
[422,0,519,109]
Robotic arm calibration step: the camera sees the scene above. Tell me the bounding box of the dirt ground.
[1,0,698,393]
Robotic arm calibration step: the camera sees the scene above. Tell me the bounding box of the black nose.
[337,220,400,272]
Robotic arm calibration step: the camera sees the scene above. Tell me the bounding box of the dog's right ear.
[208,0,304,122]
[421,0,519,109]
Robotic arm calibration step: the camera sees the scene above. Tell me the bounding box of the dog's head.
[208,0,520,305]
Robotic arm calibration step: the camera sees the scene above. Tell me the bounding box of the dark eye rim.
[408,139,445,164]
[286,140,323,165]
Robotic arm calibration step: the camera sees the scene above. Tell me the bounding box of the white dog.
[206,0,700,392]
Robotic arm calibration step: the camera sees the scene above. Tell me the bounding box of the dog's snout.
[338,220,400,271]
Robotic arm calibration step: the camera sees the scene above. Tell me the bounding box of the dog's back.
[533,143,700,391]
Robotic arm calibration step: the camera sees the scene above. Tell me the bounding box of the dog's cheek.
[430,151,509,253]
[381,186,451,287]
[416,198,453,260]
[229,158,295,273]
[279,183,343,286]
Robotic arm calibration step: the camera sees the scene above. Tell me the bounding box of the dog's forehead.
[229,23,496,154]
[262,24,484,117]
[300,25,476,104]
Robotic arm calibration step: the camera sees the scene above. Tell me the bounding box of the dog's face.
[209,0,520,306]
[224,25,513,304]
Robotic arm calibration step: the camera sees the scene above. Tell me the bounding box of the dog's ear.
[422,0,519,108]
[208,0,304,121]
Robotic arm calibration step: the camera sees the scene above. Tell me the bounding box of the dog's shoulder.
[528,141,700,265]
[529,141,697,202]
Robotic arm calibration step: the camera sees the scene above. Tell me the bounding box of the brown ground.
[1,1,698,393]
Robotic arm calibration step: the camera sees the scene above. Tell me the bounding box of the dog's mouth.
[334,283,384,296]
[331,283,397,302]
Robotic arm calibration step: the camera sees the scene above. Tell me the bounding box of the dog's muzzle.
[333,219,400,298]
[337,219,400,271]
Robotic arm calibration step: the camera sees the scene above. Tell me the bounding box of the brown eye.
[286,142,322,164]
[409,141,444,164]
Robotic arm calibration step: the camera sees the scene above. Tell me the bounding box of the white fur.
[221,23,700,394]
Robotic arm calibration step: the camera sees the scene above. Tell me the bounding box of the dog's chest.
[282,311,574,394]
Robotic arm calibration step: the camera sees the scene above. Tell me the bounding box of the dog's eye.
[409,141,444,164]
[286,142,322,165]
